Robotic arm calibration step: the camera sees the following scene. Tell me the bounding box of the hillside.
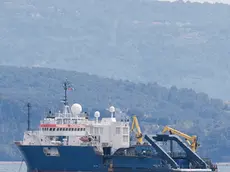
[0,0,230,98]
[1,65,230,161]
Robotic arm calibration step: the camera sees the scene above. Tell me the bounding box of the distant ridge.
[157,0,230,5]
[0,65,230,161]
[0,0,230,99]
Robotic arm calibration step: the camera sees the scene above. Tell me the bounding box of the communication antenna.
[62,79,73,106]
[27,103,31,131]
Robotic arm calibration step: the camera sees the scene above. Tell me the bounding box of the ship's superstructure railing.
[40,115,129,126]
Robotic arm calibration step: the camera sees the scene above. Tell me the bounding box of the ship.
[15,80,217,172]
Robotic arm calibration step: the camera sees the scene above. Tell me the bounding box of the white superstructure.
[21,103,130,153]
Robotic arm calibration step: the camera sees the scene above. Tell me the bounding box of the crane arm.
[162,126,195,141]
[131,115,141,133]
[162,126,199,152]
[131,115,143,144]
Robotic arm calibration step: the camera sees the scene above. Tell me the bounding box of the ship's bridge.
[22,104,130,152]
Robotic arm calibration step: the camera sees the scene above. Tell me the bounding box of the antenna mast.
[63,79,70,106]
[62,79,74,116]
[27,103,31,131]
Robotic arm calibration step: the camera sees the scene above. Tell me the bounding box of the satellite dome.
[94,111,100,118]
[71,103,82,115]
[109,106,115,113]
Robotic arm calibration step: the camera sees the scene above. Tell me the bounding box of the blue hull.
[17,145,171,172]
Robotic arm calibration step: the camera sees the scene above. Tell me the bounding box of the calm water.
[0,162,229,172]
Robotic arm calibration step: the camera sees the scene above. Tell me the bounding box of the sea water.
[0,162,229,172]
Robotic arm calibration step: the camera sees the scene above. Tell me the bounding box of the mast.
[63,79,70,106]
[62,79,73,116]
[27,103,31,131]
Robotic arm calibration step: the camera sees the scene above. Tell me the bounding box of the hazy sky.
[158,0,230,4]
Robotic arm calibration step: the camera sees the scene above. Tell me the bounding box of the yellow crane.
[162,126,200,152]
[131,115,143,144]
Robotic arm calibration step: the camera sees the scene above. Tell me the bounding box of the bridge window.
[116,127,120,134]
[123,136,128,142]
[95,128,99,134]
[100,128,103,134]
[123,127,128,134]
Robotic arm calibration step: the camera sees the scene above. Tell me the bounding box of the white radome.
[94,111,100,118]
[71,103,82,115]
[109,106,115,113]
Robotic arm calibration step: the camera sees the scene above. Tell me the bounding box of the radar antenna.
[27,103,31,131]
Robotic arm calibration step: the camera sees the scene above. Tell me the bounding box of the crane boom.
[162,126,199,152]
[131,115,143,144]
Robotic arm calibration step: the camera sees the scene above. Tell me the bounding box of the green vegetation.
[1,65,230,162]
[0,0,230,98]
